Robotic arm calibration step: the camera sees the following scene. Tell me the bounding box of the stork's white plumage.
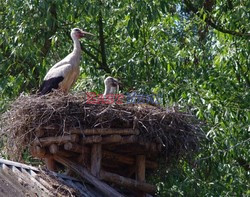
[38,28,93,95]
[103,76,120,97]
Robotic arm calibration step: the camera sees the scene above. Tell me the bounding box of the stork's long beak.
[81,30,95,37]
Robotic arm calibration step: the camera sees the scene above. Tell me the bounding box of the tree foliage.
[0,0,249,196]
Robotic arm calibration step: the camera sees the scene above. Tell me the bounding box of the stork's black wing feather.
[38,76,64,95]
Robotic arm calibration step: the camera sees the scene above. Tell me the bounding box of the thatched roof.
[1,92,204,162]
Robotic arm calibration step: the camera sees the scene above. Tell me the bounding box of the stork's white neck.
[72,36,82,54]
[104,86,117,96]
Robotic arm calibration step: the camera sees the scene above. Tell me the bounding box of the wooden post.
[45,157,56,171]
[136,155,146,197]
[91,144,102,178]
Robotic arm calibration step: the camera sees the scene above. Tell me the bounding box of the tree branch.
[80,44,111,73]
[184,0,250,37]
[40,3,58,57]
[98,10,110,73]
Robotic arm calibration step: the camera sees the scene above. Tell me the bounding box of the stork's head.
[104,76,120,88]
[71,28,94,39]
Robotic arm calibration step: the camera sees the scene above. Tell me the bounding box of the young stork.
[103,76,120,97]
[38,28,93,95]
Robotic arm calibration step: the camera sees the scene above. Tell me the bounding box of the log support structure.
[31,128,158,196]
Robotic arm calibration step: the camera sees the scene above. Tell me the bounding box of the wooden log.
[91,144,102,177]
[100,170,156,194]
[102,135,122,144]
[33,134,79,146]
[82,135,123,144]
[54,155,124,197]
[64,142,90,154]
[45,157,56,171]
[82,136,102,144]
[72,128,140,136]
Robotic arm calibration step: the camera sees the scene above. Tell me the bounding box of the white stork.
[103,76,120,96]
[38,28,93,95]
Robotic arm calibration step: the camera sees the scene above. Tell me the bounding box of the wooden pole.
[136,155,146,197]
[91,144,102,178]
[100,170,156,194]
[54,156,124,197]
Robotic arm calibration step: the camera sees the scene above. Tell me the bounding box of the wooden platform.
[31,127,162,196]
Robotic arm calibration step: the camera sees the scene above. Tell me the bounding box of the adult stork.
[38,28,93,95]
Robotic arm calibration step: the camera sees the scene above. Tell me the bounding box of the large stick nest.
[1,92,204,162]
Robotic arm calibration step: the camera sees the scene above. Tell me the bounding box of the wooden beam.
[64,142,90,154]
[91,144,102,177]
[101,135,122,144]
[33,134,79,146]
[54,155,124,197]
[100,170,156,194]
[72,128,140,136]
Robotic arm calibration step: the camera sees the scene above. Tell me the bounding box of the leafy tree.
[0,0,249,196]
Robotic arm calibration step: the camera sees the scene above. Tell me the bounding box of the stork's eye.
[75,29,80,32]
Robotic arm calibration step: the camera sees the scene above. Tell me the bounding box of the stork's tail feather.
[38,76,64,95]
